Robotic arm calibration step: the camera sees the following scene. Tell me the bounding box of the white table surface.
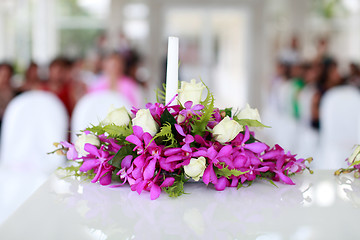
[0,170,359,240]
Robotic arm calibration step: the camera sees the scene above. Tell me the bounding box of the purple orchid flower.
[80,143,115,186]
[175,124,194,152]
[232,126,268,154]
[178,101,204,123]
[60,141,78,160]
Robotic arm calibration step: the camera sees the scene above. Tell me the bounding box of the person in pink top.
[88,52,143,107]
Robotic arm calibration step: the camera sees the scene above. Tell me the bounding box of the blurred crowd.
[0,49,145,132]
[269,36,360,131]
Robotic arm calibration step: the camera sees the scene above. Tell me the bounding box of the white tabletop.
[0,170,358,240]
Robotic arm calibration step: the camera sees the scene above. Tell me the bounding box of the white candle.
[165,36,179,105]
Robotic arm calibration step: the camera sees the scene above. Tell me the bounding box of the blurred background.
[1,0,360,224]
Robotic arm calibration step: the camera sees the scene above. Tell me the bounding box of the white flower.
[132,109,159,136]
[213,116,243,144]
[349,145,360,164]
[177,114,186,124]
[102,106,130,126]
[178,79,205,106]
[236,103,261,122]
[184,157,207,181]
[75,133,100,156]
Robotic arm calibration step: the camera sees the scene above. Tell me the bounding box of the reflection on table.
[0,170,358,240]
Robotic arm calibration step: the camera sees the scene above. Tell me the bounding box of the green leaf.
[154,122,178,148]
[191,81,215,136]
[215,163,248,178]
[103,123,133,139]
[223,108,233,118]
[162,174,188,198]
[160,108,177,127]
[85,124,105,135]
[57,162,96,181]
[237,180,253,190]
[108,144,137,169]
[234,118,271,128]
[156,83,166,105]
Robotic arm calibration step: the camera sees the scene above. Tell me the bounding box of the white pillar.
[15,0,31,69]
[0,2,16,61]
[32,0,57,65]
[107,0,125,51]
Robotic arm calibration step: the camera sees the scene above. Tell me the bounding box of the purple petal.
[132,167,143,179]
[136,180,147,195]
[143,159,156,180]
[150,184,161,200]
[125,135,142,147]
[99,172,112,185]
[234,155,247,168]
[194,135,209,147]
[184,101,193,109]
[79,159,99,172]
[214,177,229,191]
[242,126,250,144]
[184,135,194,144]
[230,177,239,187]
[245,142,268,154]
[121,155,133,169]
[67,146,78,160]
[175,124,186,136]
[164,148,182,156]
[217,145,232,158]
[192,150,207,157]
[60,141,72,148]
[143,133,154,147]
[160,177,175,188]
[133,126,144,138]
[256,166,270,172]
[203,164,218,184]
[274,170,295,185]
[134,155,145,168]
[84,143,100,157]
[192,104,204,111]
[166,155,184,162]
[181,144,192,153]
[207,146,218,160]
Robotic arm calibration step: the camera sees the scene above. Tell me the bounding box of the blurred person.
[44,57,73,116]
[278,35,301,65]
[289,63,306,119]
[16,61,41,94]
[269,61,291,113]
[297,62,321,125]
[347,62,360,88]
[67,58,88,110]
[89,52,143,107]
[0,62,14,131]
[314,37,333,65]
[311,60,344,130]
[125,49,147,88]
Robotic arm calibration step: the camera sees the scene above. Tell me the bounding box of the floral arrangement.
[54,79,312,200]
[335,145,360,177]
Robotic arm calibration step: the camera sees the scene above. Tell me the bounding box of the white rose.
[184,157,207,181]
[236,103,261,122]
[349,145,360,164]
[178,79,205,106]
[75,133,100,156]
[132,109,159,136]
[213,116,243,144]
[102,106,130,126]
